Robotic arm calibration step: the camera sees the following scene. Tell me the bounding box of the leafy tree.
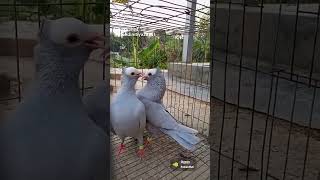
[192,10,210,62]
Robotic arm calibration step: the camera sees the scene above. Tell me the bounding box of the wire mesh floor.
[110,67,210,179]
[111,133,210,180]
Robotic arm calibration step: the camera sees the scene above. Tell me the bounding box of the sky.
[110,0,210,36]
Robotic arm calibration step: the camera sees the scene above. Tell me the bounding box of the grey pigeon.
[0,17,109,180]
[82,81,115,135]
[137,68,200,151]
[110,67,146,157]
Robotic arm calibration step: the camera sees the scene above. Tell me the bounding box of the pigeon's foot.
[144,137,152,147]
[137,145,145,158]
[117,143,125,157]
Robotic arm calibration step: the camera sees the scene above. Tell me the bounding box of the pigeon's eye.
[131,72,135,75]
[67,34,80,43]
[148,73,152,76]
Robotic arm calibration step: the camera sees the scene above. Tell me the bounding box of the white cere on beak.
[125,67,141,77]
[48,17,88,46]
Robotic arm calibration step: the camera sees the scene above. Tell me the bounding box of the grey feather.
[136,68,166,103]
[137,68,200,150]
[0,18,108,180]
[82,81,115,135]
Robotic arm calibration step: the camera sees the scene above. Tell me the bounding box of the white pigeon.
[0,17,109,180]
[111,67,146,158]
[137,68,200,151]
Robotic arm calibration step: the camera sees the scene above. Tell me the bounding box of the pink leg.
[137,145,145,158]
[117,143,125,157]
[144,137,152,147]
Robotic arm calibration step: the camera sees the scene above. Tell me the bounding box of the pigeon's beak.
[141,74,149,80]
[137,72,144,78]
[84,33,106,49]
[84,33,110,59]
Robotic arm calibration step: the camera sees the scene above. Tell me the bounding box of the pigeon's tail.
[176,123,198,134]
[160,128,200,151]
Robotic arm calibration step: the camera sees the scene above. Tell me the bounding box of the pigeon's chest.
[112,94,142,110]
[111,94,145,121]
[138,88,162,103]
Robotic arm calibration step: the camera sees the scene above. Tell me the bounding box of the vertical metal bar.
[188,27,199,130]
[265,71,280,180]
[104,1,110,178]
[102,0,107,80]
[209,0,217,142]
[81,0,86,96]
[165,34,170,110]
[245,0,265,179]
[173,32,180,120]
[271,3,283,68]
[301,84,317,180]
[181,31,190,126]
[230,0,247,178]
[208,0,217,138]
[13,0,21,102]
[189,9,209,132]
[260,3,283,179]
[59,0,63,16]
[217,0,232,178]
[197,24,209,134]
[289,0,300,80]
[259,72,275,180]
[308,4,320,86]
[282,78,298,180]
[37,0,41,28]
[169,34,175,115]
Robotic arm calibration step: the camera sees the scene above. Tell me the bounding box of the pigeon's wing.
[146,122,163,137]
[140,98,197,134]
[111,96,146,138]
[140,97,200,150]
[83,81,115,135]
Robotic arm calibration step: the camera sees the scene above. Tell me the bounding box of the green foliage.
[110,33,122,52]
[165,36,183,62]
[192,10,210,62]
[140,49,167,69]
[111,54,130,68]
[192,37,209,62]
[137,39,160,61]
[137,39,167,69]
[4,0,107,23]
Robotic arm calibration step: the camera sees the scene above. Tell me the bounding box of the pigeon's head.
[120,67,143,88]
[142,68,162,81]
[37,17,106,58]
[122,67,143,80]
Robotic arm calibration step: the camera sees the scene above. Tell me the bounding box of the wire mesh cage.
[3,0,319,179]
[211,0,320,179]
[110,0,210,179]
[0,0,211,179]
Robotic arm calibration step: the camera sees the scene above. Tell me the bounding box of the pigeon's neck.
[145,76,166,96]
[33,46,86,96]
[118,78,137,94]
[35,65,81,96]
[118,85,136,94]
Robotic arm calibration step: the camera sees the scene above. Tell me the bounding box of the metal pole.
[182,0,197,63]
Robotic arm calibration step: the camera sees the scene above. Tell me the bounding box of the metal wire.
[110,0,210,179]
[2,0,318,179]
[211,1,320,180]
[13,0,21,102]
[217,0,232,178]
